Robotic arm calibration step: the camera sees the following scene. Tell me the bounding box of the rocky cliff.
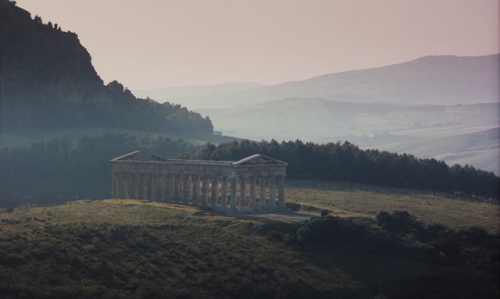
[0,0,212,134]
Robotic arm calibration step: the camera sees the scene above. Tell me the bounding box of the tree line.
[1,136,498,208]
[0,133,202,208]
[194,139,499,199]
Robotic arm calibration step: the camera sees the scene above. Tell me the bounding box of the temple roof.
[110,151,167,162]
[233,154,288,166]
[110,151,287,166]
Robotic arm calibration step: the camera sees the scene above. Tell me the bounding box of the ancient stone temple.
[110,151,289,214]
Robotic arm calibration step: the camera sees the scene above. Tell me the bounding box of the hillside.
[377,128,500,174]
[0,0,212,137]
[204,98,499,174]
[0,194,498,298]
[143,54,500,110]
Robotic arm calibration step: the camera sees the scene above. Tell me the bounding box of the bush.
[297,216,365,246]
[286,202,301,211]
[320,209,331,217]
[426,223,447,237]
[376,210,416,232]
[435,238,461,258]
[268,231,285,242]
[458,227,491,246]
[283,234,298,246]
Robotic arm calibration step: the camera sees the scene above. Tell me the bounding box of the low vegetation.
[0,200,498,298]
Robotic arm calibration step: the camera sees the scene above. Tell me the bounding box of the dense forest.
[194,139,500,199]
[0,133,202,208]
[1,135,498,208]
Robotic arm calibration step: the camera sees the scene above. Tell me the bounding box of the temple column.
[150,174,157,202]
[220,177,228,209]
[202,176,210,206]
[183,175,189,204]
[167,174,174,202]
[211,176,219,209]
[259,177,266,208]
[268,176,277,208]
[173,175,178,203]
[112,172,119,199]
[278,176,286,208]
[160,174,167,202]
[121,172,129,199]
[186,175,193,204]
[133,173,139,199]
[193,175,201,205]
[175,175,182,203]
[239,177,247,208]
[230,177,237,210]
[142,173,149,200]
[249,176,257,210]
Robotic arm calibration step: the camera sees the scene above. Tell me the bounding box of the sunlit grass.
[286,179,500,233]
[0,183,498,298]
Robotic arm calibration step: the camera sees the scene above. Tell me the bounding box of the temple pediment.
[110,151,166,162]
[233,154,288,166]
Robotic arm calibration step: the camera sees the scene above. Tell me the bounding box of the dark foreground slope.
[0,200,498,299]
[0,0,212,136]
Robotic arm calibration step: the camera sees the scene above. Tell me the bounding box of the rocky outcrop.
[0,0,213,134]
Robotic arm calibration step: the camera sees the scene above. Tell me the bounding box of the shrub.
[283,234,298,246]
[320,209,331,217]
[268,231,285,241]
[297,216,365,246]
[458,227,491,246]
[435,238,461,258]
[376,210,416,232]
[426,223,447,237]
[286,202,301,211]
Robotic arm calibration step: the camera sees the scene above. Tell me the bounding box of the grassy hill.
[286,179,500,234]
[0,180,498,298]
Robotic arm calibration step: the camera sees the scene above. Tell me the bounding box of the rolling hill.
[376,127,500,174]
[136,54,499,110]
[133,82,267,102]
[204,98,499,174]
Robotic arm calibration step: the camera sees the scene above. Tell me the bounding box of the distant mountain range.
[133,82,266,101]
[134,54,499,110]
[135,53,498,174]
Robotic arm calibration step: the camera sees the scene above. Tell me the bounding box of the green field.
[0,181,499,298]
[286,179,500,234]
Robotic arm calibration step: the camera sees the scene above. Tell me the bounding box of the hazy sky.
[18,0,500,90]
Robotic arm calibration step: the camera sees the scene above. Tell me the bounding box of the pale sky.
[18,0,500,90]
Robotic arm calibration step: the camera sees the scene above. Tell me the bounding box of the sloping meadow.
[0,198,498,298]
